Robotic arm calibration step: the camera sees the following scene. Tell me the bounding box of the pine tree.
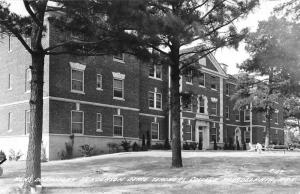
[233,17,300,147]
[107,0,259,168]
[0,0,138,190]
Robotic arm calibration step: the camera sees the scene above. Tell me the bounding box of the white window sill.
[113,58,125,63]
[113,97,125,101]
[226,118,230,120]
[72,133,84,136]
[96,129,103,132]
[226,94,230,97]
[96,88,103,91]
[199,85,205,88]
[244,120,250,122]
[235,120,240,122]
[71,90,85,94]
[149,107,163,111]
[275,123,278,125]
[8,88,12,91]
[183,110,193,113]
[25,91,31,93]
[211,88,218,91]
[186,82,193,85]
[149,76,162,81]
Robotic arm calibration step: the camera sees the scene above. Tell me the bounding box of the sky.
[4,0,283,75]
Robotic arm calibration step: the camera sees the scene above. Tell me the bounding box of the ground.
[1,151,300,194]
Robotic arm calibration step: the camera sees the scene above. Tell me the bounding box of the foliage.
[120,138,131,152]
[0,150,6,160]
[132,142,140,152]
[79,144,94,157]
[65,142,73,159]
[233,17,300,147]
[164,138,171,150]
[243,142,246,150]
[8,149,23,161]
[146,131,151,148]
[151,143,164,150]
[198,140,203,150]
[106,0,258,168]
[275,0,300,20]
[142,134,148,151]
[183,141,197,150]
[107,142,120,153]
[213,139,217,150]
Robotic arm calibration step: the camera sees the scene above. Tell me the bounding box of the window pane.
[151,123,158,139]
[114,126,122,136]
[156,65,162,78]
[156,93,162,109]
[113,79,123,89]
[114,90,123,98]
[199,74,205,86]
[72,123,82,133]
[149,92,154,108]
[149,65,155,77]
[97,74,102,88]
[72,80,83,91]
[72,70,83,80]
[72,112,83,122]
[114,116,122,126]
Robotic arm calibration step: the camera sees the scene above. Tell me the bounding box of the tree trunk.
[265,112,271,148]
[170,63,183,168]
[24,53,45,190]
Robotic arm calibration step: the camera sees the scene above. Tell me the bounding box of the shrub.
[242,142,246,150]
[132,142,140,151]
[141,134,148,151]
[213,139,217,150]
[107,142,120,153]
[146,131,151,148]
[79,144,94,157]
[236,141,240,150]
[8,149,23,161]
[189,142,198,150]
[273,145,288,149]
[164,138,171,150]
[120,138,131,152]
[65,142,73,159]
[151,143,164,150]
[198,140,203,150]
[183,142,190,150]
[0,150,6,161]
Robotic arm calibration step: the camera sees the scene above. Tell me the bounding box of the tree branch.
[23,0,43,27]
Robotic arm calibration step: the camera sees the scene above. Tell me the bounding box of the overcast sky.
[5,0,283,75]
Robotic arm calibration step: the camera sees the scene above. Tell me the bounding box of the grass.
[1,151,300,194]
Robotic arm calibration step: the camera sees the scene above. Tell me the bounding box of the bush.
[273,145,288,149]
[198,140,203,150]
[164,138,171,150]
[107,142,120,153]
[146,131,151,148]
[79,144,94,157]
[213,139,217,150]
[8,149,23,161]
[189,142,198,150]
[141,134,148,151]
[243,142,246,150]
[120,138,131,152]
[183,141,190,150]
[151,143,164,150]
[0,150,6,161]
[65,142,73,159]
[132,142,140,151]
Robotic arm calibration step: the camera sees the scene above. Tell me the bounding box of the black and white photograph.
[0,0,300,193]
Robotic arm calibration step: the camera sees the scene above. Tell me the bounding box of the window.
[210,123,217,142]
[244,109,250,122]
[211,102,217,116]
[183,101,192,112]
[199,73,205,87]
[199,97,205,113]
[96,74,102,90]
[234,110,240,121]
[113,115,123,136]
[225,106,229,119]
[184,120,192,141]
[149,64,162,80]
[96,113,102,132]
[8,112,12,131]
[148,89,162,110]
[186,70,193,84]
[113,78,124,99]
[274,110,279,124]
[211,76,217,90]
[8,74,12,90]
[225,84,230,96]
[71,69,84,93]
[151,122,159,140]
[113,53,125,63]
[71,111,84,134]
[25,110,31,134]
[25,68,31,92]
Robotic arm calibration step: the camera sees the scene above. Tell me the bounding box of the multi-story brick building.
[0,21,284,160]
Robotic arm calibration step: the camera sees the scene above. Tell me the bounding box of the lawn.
[1,151,300,194]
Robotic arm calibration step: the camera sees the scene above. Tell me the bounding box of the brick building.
[0,21,284,160]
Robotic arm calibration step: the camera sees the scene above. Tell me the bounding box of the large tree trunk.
[265,107,271,148]
[24,53,45,190]
[170,63,183,168]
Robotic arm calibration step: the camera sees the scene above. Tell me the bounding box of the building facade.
[0,22,284,160]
